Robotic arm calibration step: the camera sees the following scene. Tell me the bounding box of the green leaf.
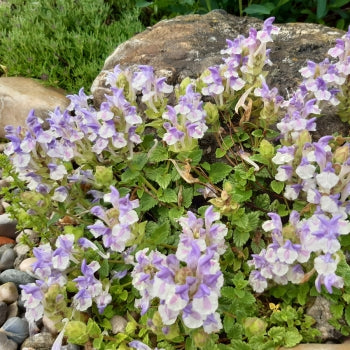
[215,148,227,158]
[244,4,272,15]
[221,286,237,299]
[93,335,104,349]
[317,0,328,19]
[121,168,139,183]
[147,220,170,245]
[232,272,249,289]
[345,305,350,326]
[149,144,169,162]
[87,318,101,338]
[182,186,193,208]
[139,192,158,211]
[233,228,250,247]
[254,193,270,209]
[296,282,309,305]
[230,340,251,350]
[271,180,284,194]
[232,188,252,203]
[284,328,303,347]
[169,207,184,222]
[156,173,172,189]
[159,188,178,203]
[330,303,344,319]
[130,153,148,171]
[268,326,285,344]
[99,259,109,279]
[177,149,203,165]
[209,163,233,184]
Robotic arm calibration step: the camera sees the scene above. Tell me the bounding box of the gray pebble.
[0,301,7,327]
[0,214,17,239]
[20,332,55,350]
[1,316,29,344]
[110,315,127,334]
[0,332,17,350]
[0,248,16,271]
[0,269,36,286]
[0,244,15,256]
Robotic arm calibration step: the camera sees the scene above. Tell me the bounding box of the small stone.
[20,332,55,350]
[0,269,36,286]
[19,257,36,275]
[0,179,10,189]
[307,296,342,342]
[0,332,17,350]
[16,229,39,245]
[0,301,7,327]
[1,316,29,344]
[110,315,128,334]
[0,282,18,304]
[13,243,30,258]
[0,243,14,255]
[0,214,17,239]
[0,236,16,246]
[42,315,58,336]
[61,345,82,350]
[7,302,18,319]
[0,248,16,271]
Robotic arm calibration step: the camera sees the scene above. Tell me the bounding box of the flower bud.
[259,139,275,159]
[65,320,89,345]
[243,317,267,338]
[95,166,113,189]
[193,329,210,348]
[333,145,349,163]
[204,102,219,125]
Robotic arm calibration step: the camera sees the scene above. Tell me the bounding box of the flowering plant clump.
[3,17,350,350]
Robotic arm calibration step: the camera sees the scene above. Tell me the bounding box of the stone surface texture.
[0,77,69,138]
[91,11,349,138]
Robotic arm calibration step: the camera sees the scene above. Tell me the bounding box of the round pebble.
[0,301,7,327]
[0,282,18,304]
[1,316,29,344]
[0,236,16,246]
[19,257,37,275]
[0,332,17,350]
[110,315,127,334]
[0,248,16,271]
[42,315,58,336]
[7,302,19,319]
[0,213,17,239]
[0,269,36,286]
[20,332,55,350]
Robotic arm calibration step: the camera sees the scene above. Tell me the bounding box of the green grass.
[0,0,144,93]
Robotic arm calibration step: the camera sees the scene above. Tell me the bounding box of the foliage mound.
[2,17,350,350]
[0,0,143,93]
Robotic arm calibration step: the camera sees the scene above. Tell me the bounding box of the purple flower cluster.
[273,136,350,208]
[162,84,208,151]
[73,259,112,313]
[249,209,350,293]
[277,27,350,144]
[87,186,139,253]
[249,136,350,293]
[131,206,227,334]
[20,233,113,323]
[200,17,279,106]
[20,235,76,322]
[4,64,174,196]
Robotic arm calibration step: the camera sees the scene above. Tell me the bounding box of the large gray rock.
[0,77,69,138]
[91,11,348,137]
